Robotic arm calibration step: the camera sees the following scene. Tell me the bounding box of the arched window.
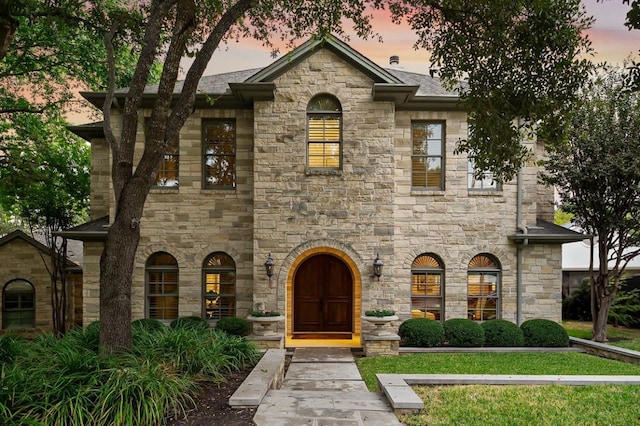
[411,254,444,321]
[146,252,179,320]
[2,279,35,329]
[203,252,236,320]
[467,254,501,321]
[307,94,342,169]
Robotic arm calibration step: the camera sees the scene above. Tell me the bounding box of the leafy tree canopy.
[388,0,594,182]
[541,65,640,341]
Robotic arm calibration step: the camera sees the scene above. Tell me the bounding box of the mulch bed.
[165,368,256,426]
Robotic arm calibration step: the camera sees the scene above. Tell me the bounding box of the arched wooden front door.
[293,254,353,336]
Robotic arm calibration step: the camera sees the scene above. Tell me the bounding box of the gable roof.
[0,230,81,269]
[79,35,461,113]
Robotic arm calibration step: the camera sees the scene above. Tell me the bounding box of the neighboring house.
[0,230,82,332]
[562,233,640,297]
[63,36,583,347]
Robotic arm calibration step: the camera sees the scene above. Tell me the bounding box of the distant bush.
[170,316,209,331]
[398,318,444,347]
[521,319,569,347]
[132,318,166,333]
[216,317,251,337]
[443,318,484,347]
[481,319,524,347]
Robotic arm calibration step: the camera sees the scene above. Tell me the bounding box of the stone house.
[0,230,82,332]
[65,36,583,347]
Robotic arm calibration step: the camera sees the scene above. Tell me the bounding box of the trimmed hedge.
[481,319,524,347]
[398,318,444,347]
[216,317,251,337]
[443,318,484,347]
[169,316,210,331]
[521,318,569,347]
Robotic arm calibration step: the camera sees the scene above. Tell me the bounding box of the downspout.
[515,118,527,326]
[516,168,527,326]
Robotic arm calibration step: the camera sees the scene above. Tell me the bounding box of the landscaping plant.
[398,318,444,347]
[481,319,524,347]
[216,316,251,337]
[521,319,570,347]
[443,318,485,347]
[0,323,259,425]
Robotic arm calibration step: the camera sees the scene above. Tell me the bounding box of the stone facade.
[74,37,572,345]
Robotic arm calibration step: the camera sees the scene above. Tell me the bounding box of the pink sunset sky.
[199,0,640,76]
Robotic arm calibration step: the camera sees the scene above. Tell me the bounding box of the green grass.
[404,385,640,426]
[356,352,640,391]
[356,346,640,426]
[564,320,640,351]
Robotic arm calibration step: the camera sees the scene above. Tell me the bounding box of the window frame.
[202,252,236,320]
[2,279,35,329]
[411,254,445,321]
[306,94,343,171]
[467,254,501,321]
[467,158,500,191]
[145,118,180,188]
[411,121,445,190]
[202,118,237,190]
[145,252,179,321]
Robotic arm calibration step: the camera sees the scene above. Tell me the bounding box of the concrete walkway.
[252,347,402,426]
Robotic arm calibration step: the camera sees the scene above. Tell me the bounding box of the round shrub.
[132,318,166,333]
[170,316,209,331]
[398,318,444,347]
[481,319,524,347]
[521,319,569,347]
[216,317,251,337]
[443,318,485,347]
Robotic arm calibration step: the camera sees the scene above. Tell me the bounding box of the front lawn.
[563,320,640,351]
[356,352,640,426]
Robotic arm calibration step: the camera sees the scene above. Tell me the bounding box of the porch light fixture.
[264,253,275,278]
[373,253,383,279]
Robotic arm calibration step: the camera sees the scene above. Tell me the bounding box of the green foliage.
[0,335,25,364]
[363,309,396,317]
[481,319,524,347]
[169,316,209,331]
[216,317,251,337]
[521,319,570,347]
[562,279,592,322]
[554,209,574,226]
[393,0,593,181]
[541,65,640,340]
[0,326,259,425]
[563,279,640,328]
[249,310,282,317]
[131,318,166,333]
[398,318,444,347]
[443,318,485,347]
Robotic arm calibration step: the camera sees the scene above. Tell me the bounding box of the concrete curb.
[376,373,640,414]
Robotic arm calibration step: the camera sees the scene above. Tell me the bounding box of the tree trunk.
[592,301,610,342]
[98,188,144,354]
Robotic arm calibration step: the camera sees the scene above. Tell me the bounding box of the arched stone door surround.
[284,244,362,340]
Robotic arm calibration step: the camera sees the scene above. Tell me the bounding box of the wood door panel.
[293,254,353,334]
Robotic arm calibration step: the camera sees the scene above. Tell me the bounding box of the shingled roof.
[79,35,461,112]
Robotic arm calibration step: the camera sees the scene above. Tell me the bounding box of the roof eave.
[508,234,587,244]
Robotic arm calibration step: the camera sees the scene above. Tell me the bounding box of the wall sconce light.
[373,253,383,280]
[264,253,275,278]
